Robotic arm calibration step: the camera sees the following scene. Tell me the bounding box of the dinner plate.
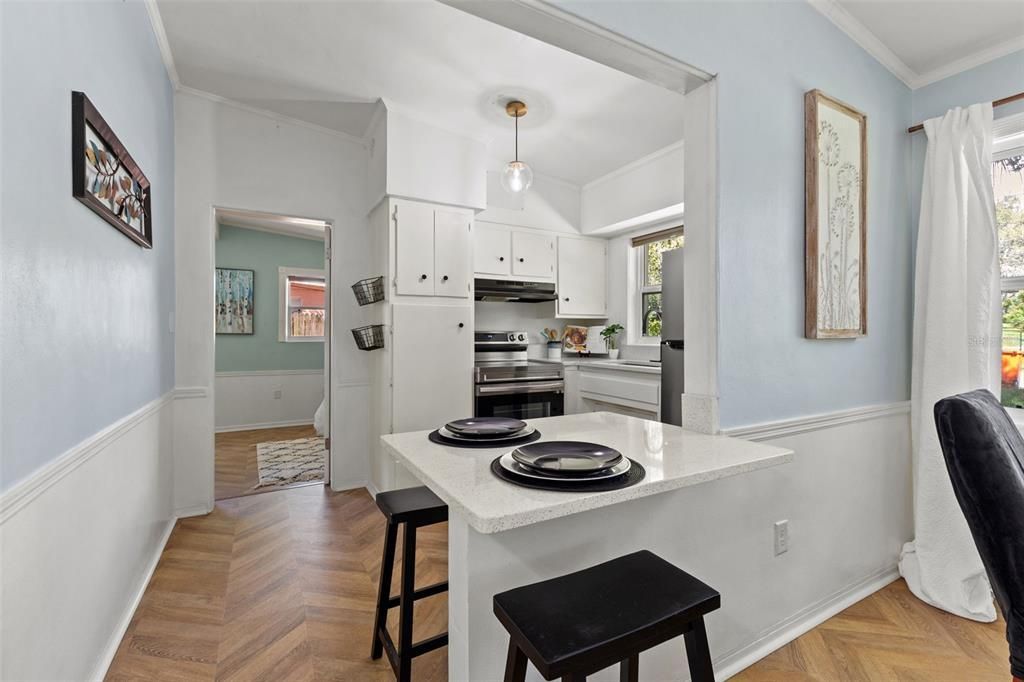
[511,441,623,473]
[438,424,535,442]
[445,417,527,437]
[498,452,631,482]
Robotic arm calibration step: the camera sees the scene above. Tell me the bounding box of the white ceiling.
[815,0,1024,87]
[155,0,686,186]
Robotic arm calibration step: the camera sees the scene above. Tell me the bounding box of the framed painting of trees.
[805,89,867,339]
[71,91,153,248]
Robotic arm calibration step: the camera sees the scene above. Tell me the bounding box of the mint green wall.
[215,225,325,372]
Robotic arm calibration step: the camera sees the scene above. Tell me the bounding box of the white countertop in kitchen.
[532,356,662,374]
[380,412,792,533]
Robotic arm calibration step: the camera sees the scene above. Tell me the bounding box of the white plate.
[438,425,535,442]
[498,452,630,482]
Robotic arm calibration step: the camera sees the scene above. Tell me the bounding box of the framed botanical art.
[216,268,255,335]
[805,89,867,339]
[71,91,153,248]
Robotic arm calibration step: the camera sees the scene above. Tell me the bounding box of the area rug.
[255,437,325,488]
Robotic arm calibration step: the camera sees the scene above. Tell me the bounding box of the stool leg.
[503,640,528,682]
[397,523,417,682]
[562,674,587,682]
[683,617,715,682]
[370,519,398,660]
[619,653,639,682]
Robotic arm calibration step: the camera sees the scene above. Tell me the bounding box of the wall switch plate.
[774,520,789,555]
[273,389,283,400]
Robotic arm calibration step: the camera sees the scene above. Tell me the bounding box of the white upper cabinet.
[557,236,607,318]
[474,223,511,277]
[511,231,555,279]
[393,199,471,299]
[434,209,472,298]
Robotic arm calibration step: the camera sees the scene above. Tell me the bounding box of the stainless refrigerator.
[660,248,685,425]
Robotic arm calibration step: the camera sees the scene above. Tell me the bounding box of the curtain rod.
[907,91,1024,134]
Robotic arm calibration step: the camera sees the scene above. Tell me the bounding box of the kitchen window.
[278,266,326,342]
[632,228,684,339]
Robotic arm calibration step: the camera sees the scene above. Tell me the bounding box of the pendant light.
[501,100,533,194]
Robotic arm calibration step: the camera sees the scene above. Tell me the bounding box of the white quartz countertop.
[532,357,662,375]
[380,412,793,534]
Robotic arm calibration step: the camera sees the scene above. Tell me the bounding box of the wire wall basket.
[351,276,385,306]
[351,324,385,351]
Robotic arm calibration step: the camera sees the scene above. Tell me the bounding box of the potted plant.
[543,327,563,360]
[600,324,624,359]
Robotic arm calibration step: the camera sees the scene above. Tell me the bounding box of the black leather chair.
[934,389,1024,680]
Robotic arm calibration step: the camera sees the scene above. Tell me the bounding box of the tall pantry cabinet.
[370,197,474,490]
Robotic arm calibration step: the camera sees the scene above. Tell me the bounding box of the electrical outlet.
[774,520,789,556]
[273,389,283,400]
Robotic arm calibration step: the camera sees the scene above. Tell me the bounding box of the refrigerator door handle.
[661,339,685,350]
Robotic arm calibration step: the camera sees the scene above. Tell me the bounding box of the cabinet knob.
[564,297,570,302]
[519,257,525,262]
[458,323,465,328]
[499,256,505,262]
[420,274,427,281]
[442,275,449,282]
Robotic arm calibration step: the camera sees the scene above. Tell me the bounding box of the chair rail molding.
[722,401,911,442]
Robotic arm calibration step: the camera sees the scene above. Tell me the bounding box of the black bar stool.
[493,550,720,682]
[370,486,449,681]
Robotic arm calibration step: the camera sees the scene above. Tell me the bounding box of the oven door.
[474,380,565,419]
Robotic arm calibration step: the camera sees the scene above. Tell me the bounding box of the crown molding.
[176,86,368,147]
[913,34,1024,89]
[144,0,180,89]
[806,0,917,87]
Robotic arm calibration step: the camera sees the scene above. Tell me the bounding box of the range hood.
[474,278,558,303]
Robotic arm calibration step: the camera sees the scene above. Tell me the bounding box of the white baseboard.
[175,503,213,518]
[364,480,381,499]
[717,565,899,679]
[214,418,314,433]
[90,519,176,681]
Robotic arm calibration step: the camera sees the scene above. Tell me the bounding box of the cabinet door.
[557,237,607,317]
[434,210,471,299]
[512,231,555,279]
[391,304,473,431]
[394,201,435,296]
[474,224,511,277]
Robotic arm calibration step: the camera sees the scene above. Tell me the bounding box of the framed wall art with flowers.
[71,91,152,248]
[804,89,867,339]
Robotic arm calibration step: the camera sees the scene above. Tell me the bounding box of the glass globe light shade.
[501,160,534,194]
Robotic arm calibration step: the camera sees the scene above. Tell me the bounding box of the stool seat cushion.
[375,486,448,524]
[493,550,720,676]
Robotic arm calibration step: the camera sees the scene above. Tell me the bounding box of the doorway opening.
[212,207,333,500]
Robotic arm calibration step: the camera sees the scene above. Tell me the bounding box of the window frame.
[628,232,684,345]
[278,266,326,343]
[994,125,1024,420]
[636,244,663,343]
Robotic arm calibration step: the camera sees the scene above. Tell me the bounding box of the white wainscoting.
[214,369,324,432]
[0,392,176,682]
[715,401,912,678]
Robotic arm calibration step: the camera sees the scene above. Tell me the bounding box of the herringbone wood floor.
[106,486,446,681]
[215,426,323,500]
[107,484,1010,681]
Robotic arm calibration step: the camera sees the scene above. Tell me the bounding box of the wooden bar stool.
[370,486,449,681]
[493,550,720,682]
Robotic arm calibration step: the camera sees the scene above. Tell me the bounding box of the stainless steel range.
[474,331,565,419]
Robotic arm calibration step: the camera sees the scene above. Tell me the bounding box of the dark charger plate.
[490,456,645,492]
[429,429,541,449]
[445,417,527,437]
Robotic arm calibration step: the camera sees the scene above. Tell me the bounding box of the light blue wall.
[0,1,175,491]
[215,225,325,372]
[909,50,1024,250]
[553,1,914,427]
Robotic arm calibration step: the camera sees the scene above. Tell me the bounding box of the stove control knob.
[507,333,515,342]
[517,334,526,342]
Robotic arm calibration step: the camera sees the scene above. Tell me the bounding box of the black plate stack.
[428,417,542,448]
[491,441,645,492]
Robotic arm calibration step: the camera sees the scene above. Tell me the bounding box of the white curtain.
[899,103,998,621]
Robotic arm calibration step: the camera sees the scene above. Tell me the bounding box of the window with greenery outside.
[996,153,1024,408]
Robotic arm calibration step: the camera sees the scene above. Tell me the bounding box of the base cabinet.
[577,367,660,420]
